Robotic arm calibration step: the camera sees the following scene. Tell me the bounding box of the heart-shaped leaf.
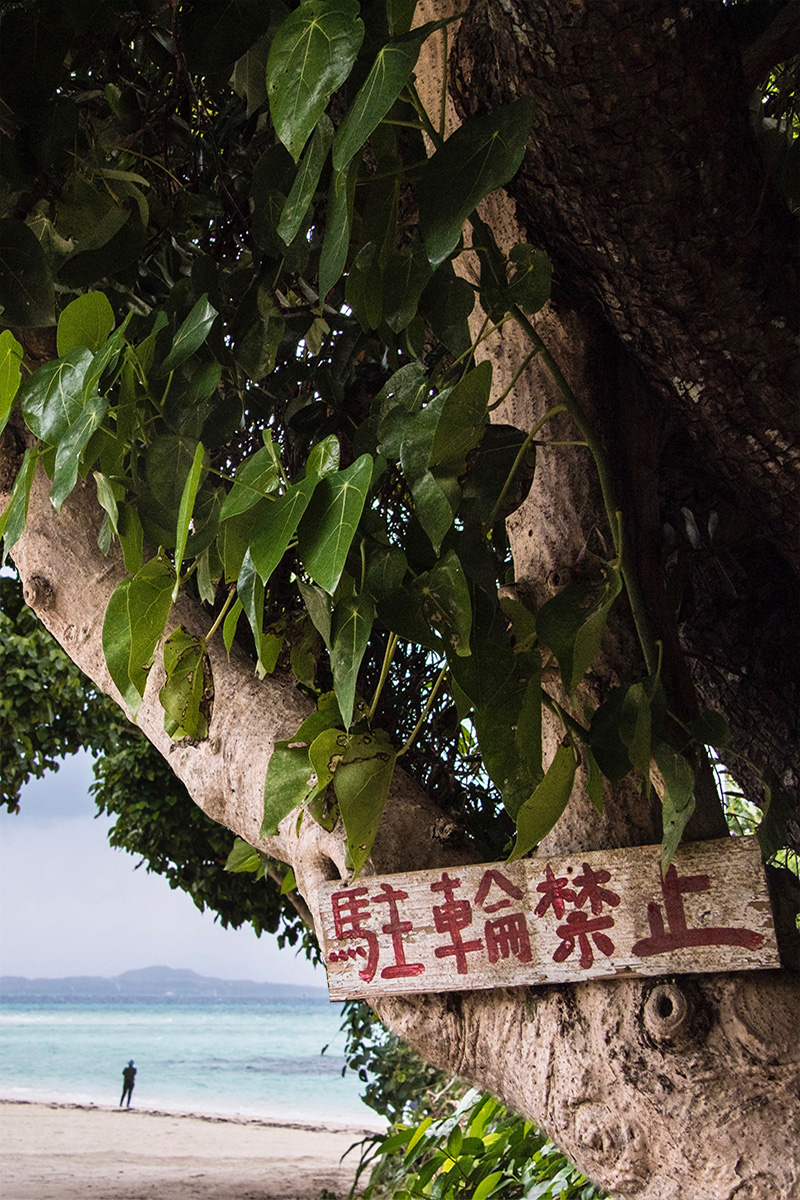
[332,31,422,171]
[330,592,376,727]
[249,475,319,583]
[51,392,110,510]
[297,454,373,593]
[159,294,218,374]
[20,349,93,445]
[508,743,576,860]
[219,438,282,521]
[334,730,396,877]
[278,114,334,245]
[102,555,174,716]
[57,291,115,356]
[0,331,23,438]
[418,99,536,267]
[267,0,364,162]
[261,740,317,836]
[159,626,210,739]
[537,565,622,696]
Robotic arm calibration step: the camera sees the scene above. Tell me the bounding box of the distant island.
[0,965,330,1004]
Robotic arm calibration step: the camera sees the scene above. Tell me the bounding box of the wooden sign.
[318,836,779,1000]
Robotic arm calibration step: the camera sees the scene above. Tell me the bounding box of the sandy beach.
[0,1100,377,1199]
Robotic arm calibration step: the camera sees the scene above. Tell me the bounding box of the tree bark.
[3,2,800,1196]
[3,432,799,1200]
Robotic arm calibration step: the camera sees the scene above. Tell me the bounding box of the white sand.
[0,1100,377,1199]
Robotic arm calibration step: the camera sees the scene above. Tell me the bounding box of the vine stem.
[397,663,448,758]
[366,632,399,723]
[482,405,566,532]
[487,346,541,411]
[205,584,237,643]
[512,308,660,676]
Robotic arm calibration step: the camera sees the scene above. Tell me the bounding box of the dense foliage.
[3,0,793,880]
[1,3,797,1192]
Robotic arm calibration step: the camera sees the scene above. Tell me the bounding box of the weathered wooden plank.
[317,836,779,999]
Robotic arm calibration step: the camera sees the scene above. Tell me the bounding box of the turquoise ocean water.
[0,1001,383,1128]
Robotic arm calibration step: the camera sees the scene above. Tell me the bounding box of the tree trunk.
[3,433,798,1200]
[3,1,799,1195]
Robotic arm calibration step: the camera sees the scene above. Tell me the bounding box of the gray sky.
[0,750,323,986]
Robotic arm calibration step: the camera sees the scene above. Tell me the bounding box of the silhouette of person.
[120,1060,136,1108]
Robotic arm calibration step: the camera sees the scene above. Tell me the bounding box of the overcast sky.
[0,750,323,986]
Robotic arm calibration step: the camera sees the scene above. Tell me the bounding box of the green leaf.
[261,740,316,836]
[238,548,268,675]
[331,592,376,727]
[473,1172,504,1200]
[429,361,491,472]
[0,331,24,438]
[405,466,459,553]
[50,392,110,510]
[298,579,333,650]
[278,114,334,245]
[93,472,120,543]
[318,157,358,299]
[419,266,475,358]
[295,692,343,743]
[382,241,432,333]
[509,743,576,860]
[306,433,341,479]
[249,475,319,584]
[160,294,218,374]
[297,454,373,593]
[619,681,652,790]
[102,555,174,717]
[332,31,423,171]
[0,447,38,560]
[691,707,731,749]
[450,639,542,816]
[365,542,407,601]
[20,349,93,445]
[118,503,144,575]
[308,726,348,796]
[0,218,55,327]
[159,626,210,739]
[415,550,472,657]
[267,0,365,162]
[143,433,203,525]
[224,836,262,874]
[56,292,115,356]
[536,565,622,695]
[418,99,536,267]
[223,597,243,656]
[334,730,396,877]
[219,438,282,520]
[280,866,297,894]
[652,742,696,871]
[173,441,208,601]
[506,244,551,315]
[586,746,605,814]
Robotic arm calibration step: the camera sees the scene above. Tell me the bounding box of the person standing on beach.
[120,1060,136,1108]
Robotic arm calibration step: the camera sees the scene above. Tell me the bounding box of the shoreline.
[0,1096,380,1137]
[0,1099,379,1199]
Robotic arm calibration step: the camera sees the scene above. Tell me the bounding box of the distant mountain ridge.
[0,964,329,1003]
